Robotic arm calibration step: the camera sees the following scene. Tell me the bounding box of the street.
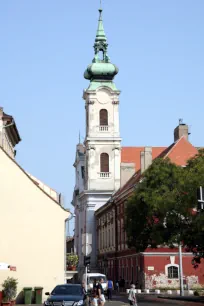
[105,295,204,306]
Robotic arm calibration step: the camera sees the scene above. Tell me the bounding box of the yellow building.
[0,107,69,302]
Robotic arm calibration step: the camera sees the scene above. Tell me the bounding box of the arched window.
[100,153,109,173]
[100,109,108,126]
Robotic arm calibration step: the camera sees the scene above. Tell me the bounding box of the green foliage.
[2,277,18,302]
[182,149,204,263]
[125,150,204,263]
[67,253,78,266]
[194,290,200,296]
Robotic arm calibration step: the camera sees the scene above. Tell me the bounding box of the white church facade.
[72,8,138,277]
[72,8,123,275]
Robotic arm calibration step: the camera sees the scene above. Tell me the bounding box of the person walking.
[81,281,89,306]
[97,278,106,306]
[115,280,119,293]
[91,279,98,306]
[128,284,137,306]
[107,277,113,301]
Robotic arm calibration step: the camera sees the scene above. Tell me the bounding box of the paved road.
[106,295,204,306]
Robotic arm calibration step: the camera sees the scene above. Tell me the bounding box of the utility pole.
[197,186,204,211]
[179,242,184,296]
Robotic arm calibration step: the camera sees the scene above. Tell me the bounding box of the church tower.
[74,8,121,274]
[83,8,121,192]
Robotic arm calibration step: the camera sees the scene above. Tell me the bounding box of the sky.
[0,0,203,233]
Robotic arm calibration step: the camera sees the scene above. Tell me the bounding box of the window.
[100,153,109,172]
[81,166,85,179]
[168,266,179,279]
[100,109,108,126]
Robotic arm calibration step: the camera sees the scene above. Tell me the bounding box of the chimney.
[120,163,135,187]
[141,147,152,174]
[174,119,189,142]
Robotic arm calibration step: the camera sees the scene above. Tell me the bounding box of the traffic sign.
[82,244,92,256]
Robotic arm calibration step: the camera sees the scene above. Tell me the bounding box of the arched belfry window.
[100,153,109,173]
[100,109,108,126]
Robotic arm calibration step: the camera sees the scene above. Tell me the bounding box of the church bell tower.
[76,8,121,273]
[83,8,121,193]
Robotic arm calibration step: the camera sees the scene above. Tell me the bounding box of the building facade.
[72,8,204,288]
[0,109,69,301]
[95,125,204,289]
[73,8,123,276]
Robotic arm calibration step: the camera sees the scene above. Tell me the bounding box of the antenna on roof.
[179,118,183,125]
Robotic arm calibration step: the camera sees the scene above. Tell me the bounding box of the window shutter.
[100,153,109,172]
[100,109,108,126]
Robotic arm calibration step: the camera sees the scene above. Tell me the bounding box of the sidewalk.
[158,295,204,303]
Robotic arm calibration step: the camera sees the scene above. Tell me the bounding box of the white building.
[72,8,125,276]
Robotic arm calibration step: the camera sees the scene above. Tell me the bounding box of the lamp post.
[197,187,204,211]
[178,241,184,296]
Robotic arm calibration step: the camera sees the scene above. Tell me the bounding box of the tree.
[182,149,204,264]
[125,158,188,251]
[125,150,204,265]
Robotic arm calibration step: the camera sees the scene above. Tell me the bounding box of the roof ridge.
[0,147,69,213]
[164,136,188,159]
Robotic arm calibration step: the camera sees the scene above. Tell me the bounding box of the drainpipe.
[64,212,76,283]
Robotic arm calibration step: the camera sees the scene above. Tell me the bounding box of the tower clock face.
[97,90,111,104]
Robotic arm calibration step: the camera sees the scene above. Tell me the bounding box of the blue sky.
[0,0,203,232]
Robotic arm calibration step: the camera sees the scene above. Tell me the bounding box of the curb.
[158,295,204,303]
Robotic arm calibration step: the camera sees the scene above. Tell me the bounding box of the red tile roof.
[164,136,198,166]
[121,147,167,171]
[114,138,198,203]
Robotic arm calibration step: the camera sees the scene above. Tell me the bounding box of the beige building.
[0,108,69,302]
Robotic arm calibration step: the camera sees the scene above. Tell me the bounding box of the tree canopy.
[125,149,204,264]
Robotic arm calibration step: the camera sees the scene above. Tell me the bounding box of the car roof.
[56,284,81,287]
[88,273,106,276]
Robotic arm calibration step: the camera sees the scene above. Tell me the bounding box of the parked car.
[44,284,84,306]
[82,273,107,292]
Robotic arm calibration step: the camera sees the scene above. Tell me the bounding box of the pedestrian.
[91,279,98,306]
[81,281,89,306]
[115,280,119,293]
[97,278,106,306]
[128,284,137,306]
[107,277,113,301]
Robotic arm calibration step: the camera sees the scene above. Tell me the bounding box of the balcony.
[99,172,111,178]
[99,125,109,132]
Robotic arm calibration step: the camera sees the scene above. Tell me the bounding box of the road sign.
[82,244,92,256]
[84,256,91,266]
